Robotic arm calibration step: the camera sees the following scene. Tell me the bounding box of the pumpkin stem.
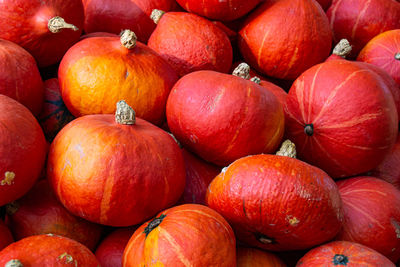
[395,52,400,61]
[115,100,136,125]
[144,214,166,237]
[151,9,166,24]
[48,16,78,33]
[120,30,137,49]
[333,254,349,265]
[5,260,23,267]
[232,63,251,80]
[276,139,296,158]
[250,76,261,84]
[332,39,352,58]
[304,124,314,136]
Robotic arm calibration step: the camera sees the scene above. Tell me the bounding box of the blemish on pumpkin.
[391,219,400,238]
[74,144,85,158]
[58,252,77,266]
[189,134,198,144]
[286,215,300,226]
[1,171,15,186]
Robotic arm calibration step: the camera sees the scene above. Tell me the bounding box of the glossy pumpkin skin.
[0,220,13,251]
[0,0,84,67]
[206,154,343,251]
[0,95,47,206]
[297,241,395,266]
[82,0,177,42]
[358,29,400,87]
[284,60,398,178]
[58,36,178,126]
[38,78,75,142]
[5,180,103,251]
[123,204,236,267]
[166,70,284,166]
[47,114,186,226]
[0,39,44,116]
[327,0,400,57]
[336,176,400,262]
[148,12,233,77]
[0,234,99,266]
[238,0,332,80]
[237,247,286,267]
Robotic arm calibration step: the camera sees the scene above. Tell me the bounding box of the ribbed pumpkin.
[0,95,47,207]
[0,0,84,67]
[58,30,178,126]
[5,180,103,251]
[206,154,343,251]
[297,241,395,266]
[358,29,400,87]
[122,204,236,266]
[0,220,13,251]
[166,70,284,166]
[0,234,99,266]
[336,176,400,262]
[238,0,332,80]
[284,60,398,178]
[47,101,186,226]
[147,11,233,77]
[237,247,286,267]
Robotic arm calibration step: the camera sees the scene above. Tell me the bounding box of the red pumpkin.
[123,204,236,266]
[82,0,177,42]
[0,234,99,266]
[284,60,398,178]
[297,241,395,266]
[237,247,286,267]
[47,101,186,226]
[327,0,400,57]
[238,0,332,80]
[0,0,84,67]
[166,70,284,166]
[336,176,400,262]
[0,220,13,251]
[5,180,103,251]
[147,11,233,77]
[206,154,343,251]
[358,29,400,87]
[0,95,47,206]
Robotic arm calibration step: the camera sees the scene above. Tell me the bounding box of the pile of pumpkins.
[0,0,399,266]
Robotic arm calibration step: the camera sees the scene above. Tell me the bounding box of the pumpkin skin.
[336,176,400,262]
[297,241,395,266]
[0,220,13,251]
[237,247,286,267]
[82,0,177,42]
[206,154,343,251]
[58,34,178,126]
[175,0,261,21]
[0,95,47,206]
[327,0,400,57]
[238,0,332,80]
[0,39,44,116]
[47,112,186,226]
[357,29,400,87]
[166,70,284,166]
[122,204,236,267]
[147,12,233,77]
[5,180,103,251]
[284,60,398,178]
[0,234,99,266]
[38,78,75,142]
[0,0,84,67]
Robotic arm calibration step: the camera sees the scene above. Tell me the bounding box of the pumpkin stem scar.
[144,214,166,237]
[1,171,15,186]
[333,254,348,265]
[304,124,314,136]
[395,53,400,60]
[48,16,78,33]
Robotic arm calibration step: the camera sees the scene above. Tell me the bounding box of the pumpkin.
[166,70,284,166]
[38,78,75,142]
[58,30,178,126]
[284,59,398,178]
[79,32,119,40]
[297,241,395,266]
[326,0,400,57]
[0,95,47,206]
[122,204,236,266]
[0,0,84,67]
[238,0,332,80]
[47,101,186,226]
[95,227,136,267]
[0,220,13,251]
[147,10,233,77]
[5,180,103,251]
[0,234,99,266]
[357,29,400,87]
[82,0,177,42]
[0,39,44,116]
[336,176,400,262]
[206,154,343,251]
[175,0,261,21]
[237,247,286,267]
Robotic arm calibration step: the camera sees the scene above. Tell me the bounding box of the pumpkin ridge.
[307,64,324,122]
[159,226,193,267]
[350,0,372,40]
